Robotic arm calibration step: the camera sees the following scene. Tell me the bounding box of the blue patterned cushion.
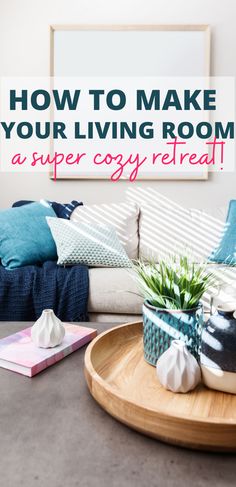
[47,217,131,268]
[12,199,83,219]
[209,200,236,264]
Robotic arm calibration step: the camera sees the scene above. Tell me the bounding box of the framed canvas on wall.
[50,25,210,180]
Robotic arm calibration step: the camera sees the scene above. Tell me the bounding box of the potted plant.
[133,255,215,366]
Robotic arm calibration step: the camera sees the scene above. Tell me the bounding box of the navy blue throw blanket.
[0,261,89,322]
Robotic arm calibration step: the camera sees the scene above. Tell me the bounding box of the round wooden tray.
[84,321,236,452]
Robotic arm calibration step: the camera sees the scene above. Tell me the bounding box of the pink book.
[0,324,97,377]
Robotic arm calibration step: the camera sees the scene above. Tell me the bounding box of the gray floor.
[0,322,235,487]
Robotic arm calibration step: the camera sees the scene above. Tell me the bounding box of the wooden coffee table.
[0,321,235,487]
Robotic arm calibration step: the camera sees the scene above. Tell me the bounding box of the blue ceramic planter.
[143,300,204,366]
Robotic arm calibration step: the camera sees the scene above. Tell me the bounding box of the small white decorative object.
[31,309,65,348]
[156,340,201,393]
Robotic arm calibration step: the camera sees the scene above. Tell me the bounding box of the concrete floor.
[0,322,235,487]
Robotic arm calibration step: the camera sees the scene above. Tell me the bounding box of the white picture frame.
[50,25,210,180]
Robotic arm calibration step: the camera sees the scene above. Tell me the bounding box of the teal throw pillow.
[0,201,57,269]
[209,200,236,265]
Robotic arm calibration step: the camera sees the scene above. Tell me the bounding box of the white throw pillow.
[46,217,131,268]
[139,204,227,262]
[70,202,139,260]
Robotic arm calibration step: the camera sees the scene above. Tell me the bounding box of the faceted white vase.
[31,309,65,348]
[156,340,201,393]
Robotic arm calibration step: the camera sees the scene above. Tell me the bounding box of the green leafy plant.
[133,255,215,310]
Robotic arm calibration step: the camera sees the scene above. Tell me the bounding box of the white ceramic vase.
[156,340,201,393]
[31,309,65,348]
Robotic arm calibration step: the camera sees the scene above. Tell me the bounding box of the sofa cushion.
[209,200,236,264]
[0,201,57,270]
[88,263,236,315]
[139,204,227,262]
[88,267,142,314]
[12,199,83,219]
[88,313,142,323]
[70,202,139,260]
[47,218,131,268]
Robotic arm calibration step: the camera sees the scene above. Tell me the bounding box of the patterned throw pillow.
[46,217,132,268]
[12,199,83,219]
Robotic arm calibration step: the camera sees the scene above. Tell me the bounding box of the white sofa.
[70,201,233,322]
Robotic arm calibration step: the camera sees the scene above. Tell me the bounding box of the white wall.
[0,0,235,209]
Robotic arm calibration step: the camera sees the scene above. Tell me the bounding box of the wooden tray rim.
[84,321,236,427]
